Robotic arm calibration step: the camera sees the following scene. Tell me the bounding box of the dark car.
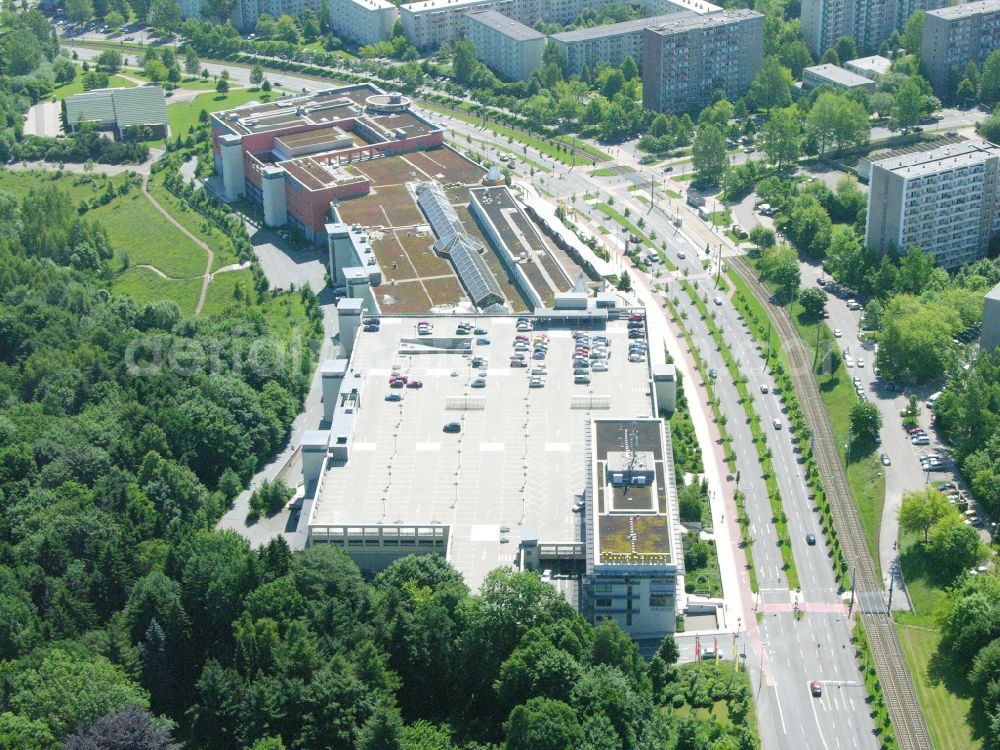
[405,380,423,389]
[810,681,822,697]
[806,533,816,545]
[363,324,380,332]
[443,422,461,433]
[384,393,402,402]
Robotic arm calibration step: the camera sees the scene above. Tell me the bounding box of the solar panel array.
[416,183,504,308]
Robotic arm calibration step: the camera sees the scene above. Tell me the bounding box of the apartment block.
[551,12,680,76]
[983,281,1000,352]
[641,9,764,114]
[465,9,546,80]
[800,0,950,60]
[234,0,323,31]
[923,0,1000,95]
[329,0,399,46]
[401,0,716,50]
[865,139,1000,269]
[178,0,203,19]
[801,63,877,92]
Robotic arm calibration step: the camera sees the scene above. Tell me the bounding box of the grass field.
[52,70,135,99]
[91,190,208,279]
[146,173,241,271]
[709,210,732,227]
[592,165,636,177]
[168,88,272,137]
[893,530,981,750]
[200,269,253,317]
[112,266,203,315]
[0,169,128,203]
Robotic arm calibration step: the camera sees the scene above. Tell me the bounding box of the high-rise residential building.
[234,0,397,42]
[401,0,714,49]
[865,139,1000,269]
[178,0,203,19]
[465,9,546,80]
[982,281,1000,352]
[800,0,950,60]
[551,12,684,76]
[328,0,399,46]
[401,0,515,50]
[234,0,323,31]
[641,9,764,114]
[922,0,1000,95]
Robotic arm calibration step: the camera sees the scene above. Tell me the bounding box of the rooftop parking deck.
[311,316,654,588]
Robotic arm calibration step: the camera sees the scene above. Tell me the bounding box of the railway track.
[729,255,933,750]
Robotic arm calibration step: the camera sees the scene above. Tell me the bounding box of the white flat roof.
[312,315,654,588]
[872,139,1000,179]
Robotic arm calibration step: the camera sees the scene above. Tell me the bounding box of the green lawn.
[52,70,135,99]
[592,165,636,177]
[893,531,981,750]
[91,190,208,279]
[664,188,682,199]
[112,266,203,315]
[200,269,254,317]
[709,210,732,227]
[146,173,241,271]
[671,172,697,182]
[168,88,274,138]
[0,169,128,203]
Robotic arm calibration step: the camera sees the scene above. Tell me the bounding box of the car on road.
[810,681,823,697]
[772,419,782,430]
[702,646,717,660]
[834,329,842,338]
[881,453,891,466]
[708,368,718,379]
[857,357,865,368]
[713,296,722,305]
[760,384,769,394]
[443,422,461,433]
[677,251,686,259]
[385,393,402,402]
[662,165,674,173]
[572,499,586,512]
[806,533,816,545]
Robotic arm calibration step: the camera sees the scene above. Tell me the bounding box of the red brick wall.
[285,180,372,234]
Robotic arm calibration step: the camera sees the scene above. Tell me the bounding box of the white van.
[927,391,942,409]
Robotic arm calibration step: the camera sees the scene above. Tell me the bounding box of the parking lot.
[312,315,653,588]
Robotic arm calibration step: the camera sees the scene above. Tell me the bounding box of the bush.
[248,479,294,519]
